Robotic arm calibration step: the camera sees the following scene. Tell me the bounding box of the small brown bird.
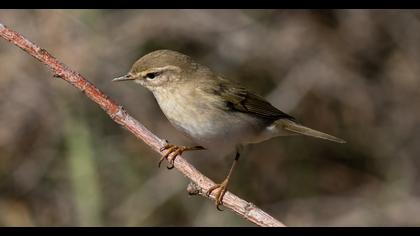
[113,49,345,210]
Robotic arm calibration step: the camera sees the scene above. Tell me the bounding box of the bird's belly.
[154,93,265,156]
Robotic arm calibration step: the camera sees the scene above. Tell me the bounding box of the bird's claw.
[158,144,178,169]
[158,144,205,169]
[159,140,170,152]
[206,179,229,211]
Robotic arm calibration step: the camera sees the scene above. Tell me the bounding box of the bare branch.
[0,22,286,227]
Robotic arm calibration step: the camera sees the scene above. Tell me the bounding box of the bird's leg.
[159,143,205,169]
[206,152,240,211]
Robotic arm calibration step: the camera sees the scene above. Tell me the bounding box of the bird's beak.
[112,74,135,82]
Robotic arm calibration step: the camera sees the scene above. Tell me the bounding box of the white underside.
[152,87,290,158]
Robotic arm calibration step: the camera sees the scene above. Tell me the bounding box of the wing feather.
[203,78,295,121]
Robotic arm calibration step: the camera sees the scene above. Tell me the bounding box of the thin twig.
[0,22,286,227]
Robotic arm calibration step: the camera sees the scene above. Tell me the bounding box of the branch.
[0,23,286,227]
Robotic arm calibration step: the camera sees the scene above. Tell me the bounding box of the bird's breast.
[152,88,266,156]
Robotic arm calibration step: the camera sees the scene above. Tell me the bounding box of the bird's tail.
[277,119,346,144]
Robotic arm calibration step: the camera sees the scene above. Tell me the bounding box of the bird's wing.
[204,78,295,121]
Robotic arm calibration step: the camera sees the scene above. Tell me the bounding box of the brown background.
[0,9,419,226]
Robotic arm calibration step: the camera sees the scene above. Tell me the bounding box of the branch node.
[245,202,255,215]
[109,105,125,119]
[187,181,201,196]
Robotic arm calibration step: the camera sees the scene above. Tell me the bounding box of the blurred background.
[0,9,419,226]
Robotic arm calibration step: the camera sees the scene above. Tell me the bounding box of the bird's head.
[112,49,201,91]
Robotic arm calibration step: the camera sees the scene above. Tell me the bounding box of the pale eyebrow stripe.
[138,65,181,77]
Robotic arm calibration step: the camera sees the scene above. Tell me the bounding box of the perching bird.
[113,49,345,209]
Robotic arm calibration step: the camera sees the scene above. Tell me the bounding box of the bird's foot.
[206,179,229,211]
[158,143,205,169]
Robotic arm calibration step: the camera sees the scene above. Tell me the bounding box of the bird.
[113,49,345,210]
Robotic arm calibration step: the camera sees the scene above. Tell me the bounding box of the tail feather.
[278,119,346,144]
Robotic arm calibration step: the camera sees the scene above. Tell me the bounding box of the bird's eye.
[145,72,157,80]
